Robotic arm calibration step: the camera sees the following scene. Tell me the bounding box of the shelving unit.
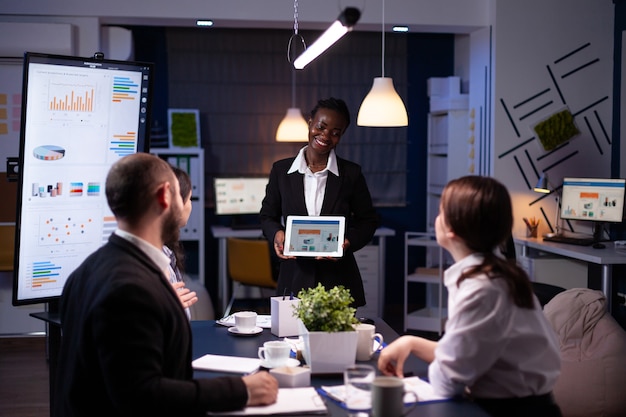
[404,232,449,334]
[151,148,205,284]
[426,109,469,232]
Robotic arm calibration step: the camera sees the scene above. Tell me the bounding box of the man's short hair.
[106,153,176,223]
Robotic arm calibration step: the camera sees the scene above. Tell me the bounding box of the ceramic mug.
[258,340,291,367]
[371,376,418,417]
[234,311,257,332]
[354,323,384,361]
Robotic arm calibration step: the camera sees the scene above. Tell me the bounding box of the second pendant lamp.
[357,0,408,127]
[276,0,309,142]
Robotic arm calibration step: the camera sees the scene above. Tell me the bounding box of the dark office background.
[131,25,461,326]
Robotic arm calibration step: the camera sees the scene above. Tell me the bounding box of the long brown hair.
[441,176,535,308]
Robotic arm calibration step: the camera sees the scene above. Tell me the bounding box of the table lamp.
[533,172,560,236]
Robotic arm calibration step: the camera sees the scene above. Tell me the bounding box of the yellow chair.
[224,237,277,317]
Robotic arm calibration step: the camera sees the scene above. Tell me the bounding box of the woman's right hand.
[273,230,295,259]
[377,335,416,378]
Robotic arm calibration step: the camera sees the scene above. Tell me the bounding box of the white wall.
[491,0,614,238]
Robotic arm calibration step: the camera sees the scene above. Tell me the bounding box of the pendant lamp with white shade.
[357,0,408,127]
[276,0,309,142]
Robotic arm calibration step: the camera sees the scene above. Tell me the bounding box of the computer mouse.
[592,243,606,249]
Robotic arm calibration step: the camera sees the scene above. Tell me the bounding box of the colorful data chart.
[49,87,94,112]
[102,215,117,244]
[87,182,100,196]
[30,260,61,289]
[33,145,65,161]
[110,131,137,157]
[39,215,94,245]
[69,182,83,197]
[112,76,138,103]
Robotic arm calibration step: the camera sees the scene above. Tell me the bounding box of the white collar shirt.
[114,229,170,279]
[114,230,191,320]
[288,146,339,216]
[428,253,561,399]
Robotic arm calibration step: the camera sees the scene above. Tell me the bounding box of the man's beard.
[162,204,181,245]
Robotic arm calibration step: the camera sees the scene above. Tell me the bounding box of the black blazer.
[260,155,379,306]
[56,234,247,417]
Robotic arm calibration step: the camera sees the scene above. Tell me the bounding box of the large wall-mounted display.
[12,52,153,306]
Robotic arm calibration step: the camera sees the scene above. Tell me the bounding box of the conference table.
[191,318,490,416]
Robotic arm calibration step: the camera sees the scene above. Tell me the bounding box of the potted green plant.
[294,283,359,373]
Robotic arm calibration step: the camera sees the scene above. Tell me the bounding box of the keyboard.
[542,235,595,246]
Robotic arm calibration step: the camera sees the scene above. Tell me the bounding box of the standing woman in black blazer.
[260,97,379,307]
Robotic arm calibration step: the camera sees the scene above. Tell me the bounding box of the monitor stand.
[592,222,606,243]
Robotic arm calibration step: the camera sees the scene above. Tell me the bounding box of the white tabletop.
[514,236,626,265]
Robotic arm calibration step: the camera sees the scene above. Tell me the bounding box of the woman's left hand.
[172,281,198,308]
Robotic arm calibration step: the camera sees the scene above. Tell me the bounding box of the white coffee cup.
[354,323,384,361]
[258,340,291,367]
[371,376,418,417]
[234,311,257,332]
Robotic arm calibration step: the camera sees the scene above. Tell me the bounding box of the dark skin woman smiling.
[260,97,379,307]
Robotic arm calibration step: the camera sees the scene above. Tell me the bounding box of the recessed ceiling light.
[196,20,214,27]
[392,26,409,33]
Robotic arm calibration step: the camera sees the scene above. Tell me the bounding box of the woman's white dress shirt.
[428,253,561,399]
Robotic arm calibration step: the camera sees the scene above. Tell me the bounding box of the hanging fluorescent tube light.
[293,7,360,70]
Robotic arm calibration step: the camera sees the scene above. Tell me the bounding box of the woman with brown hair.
[378,176,562,417]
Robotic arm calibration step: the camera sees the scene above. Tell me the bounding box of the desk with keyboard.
[514,236,626,311]
[542,234,596,246]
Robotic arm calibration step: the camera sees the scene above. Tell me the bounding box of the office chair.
[223,237,277,317]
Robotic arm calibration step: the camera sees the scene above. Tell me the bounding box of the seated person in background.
[164,165,198,320]
[56,153,277,416]
[378,175,562,417]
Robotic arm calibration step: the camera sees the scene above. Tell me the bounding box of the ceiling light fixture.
[357,0,408,127]
[276,0,309,142]
[293,7,360,70]
[196,20,214,27]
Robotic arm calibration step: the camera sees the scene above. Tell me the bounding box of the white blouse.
[288,146,339,216]
[428,253,561,399]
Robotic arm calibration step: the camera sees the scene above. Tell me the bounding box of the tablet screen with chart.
[284,216,345,257]
[12,52,153,306]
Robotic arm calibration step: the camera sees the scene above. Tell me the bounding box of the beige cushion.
[186,278,215,321]
[544,288,626,417]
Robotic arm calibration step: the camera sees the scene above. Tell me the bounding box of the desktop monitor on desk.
[559,177,626,241]
[214,177,268,229]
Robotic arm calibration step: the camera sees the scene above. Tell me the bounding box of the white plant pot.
[298,320,358,374]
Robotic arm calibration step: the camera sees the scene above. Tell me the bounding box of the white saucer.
[260,358,300,369]
[228,326,263,336]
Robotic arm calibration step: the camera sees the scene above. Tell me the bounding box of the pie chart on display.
[33,145,66,161]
